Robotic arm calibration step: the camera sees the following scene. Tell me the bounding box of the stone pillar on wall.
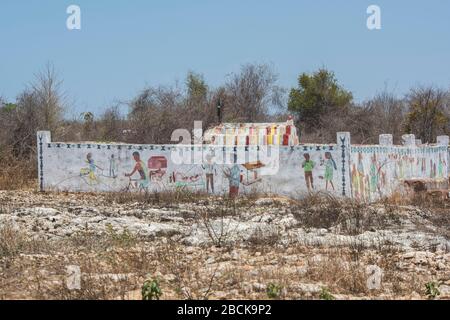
[379,134,393,146]
[401,134,416,146]
[37,131,51,192]
[437,135,449,146]
[436,135,450,188]
[337,132,351,197]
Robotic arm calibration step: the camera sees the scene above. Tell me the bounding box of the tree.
[99,105,123,141]
[30,63,65,132]
[186,71,208,102]
[404,86,449,143]
[0,64,65,158]
[184,71,215,129]
[128,86,184,144]
[362,90,406,143]
[0,97,17,112]
[8,91,42,157]
[224,63,285,122]
[288,69,352,130]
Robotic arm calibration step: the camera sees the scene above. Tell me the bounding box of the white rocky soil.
[1,190,449,300]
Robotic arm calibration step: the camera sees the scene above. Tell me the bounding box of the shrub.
[319,287,335,300]
[142,278,162,300]
[266,283,282,299]
[425,282,440,299]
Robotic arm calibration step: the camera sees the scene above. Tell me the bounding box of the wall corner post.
[37,131,51,192]
[337,132,351,197]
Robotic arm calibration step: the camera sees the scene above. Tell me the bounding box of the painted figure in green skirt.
[324,152,337,191]
[369,153,380,196]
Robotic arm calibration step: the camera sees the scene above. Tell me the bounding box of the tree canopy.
[288,69,353,130]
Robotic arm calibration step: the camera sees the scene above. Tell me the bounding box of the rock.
[182,218,280,246]
[436,262,446,270]
[439,285,450,297]
[291,283,323,294]
[402,252,416,259]
[255,198,275,206]
[310,254,324,263]
[252,283,266,292]
[206,257,215,264]
[145,222,186,237]
[18,207,60,217]
[275,214,298,230]
[413,252,430,265]
[165,274,176,282]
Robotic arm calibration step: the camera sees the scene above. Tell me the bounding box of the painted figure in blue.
[224,154,241,198]
[80,153,103,185]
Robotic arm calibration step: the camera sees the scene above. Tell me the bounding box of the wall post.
[37,131,51,192]
[337,132,351,197]
[437,135,449,146]
[401,134,416,146]
[379,134,393,146]
[437,135,450,181]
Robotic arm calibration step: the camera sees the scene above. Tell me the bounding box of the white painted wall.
[350,144,448,201]
[37,131,448,199]
[37,131,350,197]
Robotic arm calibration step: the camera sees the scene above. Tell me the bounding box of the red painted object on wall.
[286,125,291,135]
[148,156,168,179]
[283,134,289,146]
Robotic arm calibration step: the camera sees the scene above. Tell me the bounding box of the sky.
[1,0,450,117]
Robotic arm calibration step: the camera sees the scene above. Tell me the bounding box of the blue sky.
[1,0,449,117]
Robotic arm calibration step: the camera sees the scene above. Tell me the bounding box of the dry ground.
[1,188,449,300]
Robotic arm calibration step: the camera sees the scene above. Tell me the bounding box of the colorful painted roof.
[204,117,299,146]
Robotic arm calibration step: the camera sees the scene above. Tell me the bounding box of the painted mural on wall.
[37,135,343,198]
[37,131,448,200]
[448,148,450,176]
[350,145,448,201]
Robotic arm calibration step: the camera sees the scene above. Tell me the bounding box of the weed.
[319,287,335,300]
[266,283,282,299]
[142,278,162,300]
[425,282,440,299]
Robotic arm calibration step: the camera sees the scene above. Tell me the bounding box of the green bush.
[319,287,335,300]
[425,282,440,299]
[266,283,282,299]
[142,278,162,300]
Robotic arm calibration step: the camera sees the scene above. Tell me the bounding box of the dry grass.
[0,222,52,267]
[290,193,402,235]
[0,222,28,260]
[104,190,211,207]
[0,150,35,190]
[384,192,450,240]
[0,229,440,300]
[1,191,448,300]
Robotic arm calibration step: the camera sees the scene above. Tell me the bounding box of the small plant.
[425,282,440,299]
[319,287,335,300]
[105,224,136,247]
[266,283,282,299]
[142,278,162,300]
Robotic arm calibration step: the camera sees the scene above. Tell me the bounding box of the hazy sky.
[1,0,449,116]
